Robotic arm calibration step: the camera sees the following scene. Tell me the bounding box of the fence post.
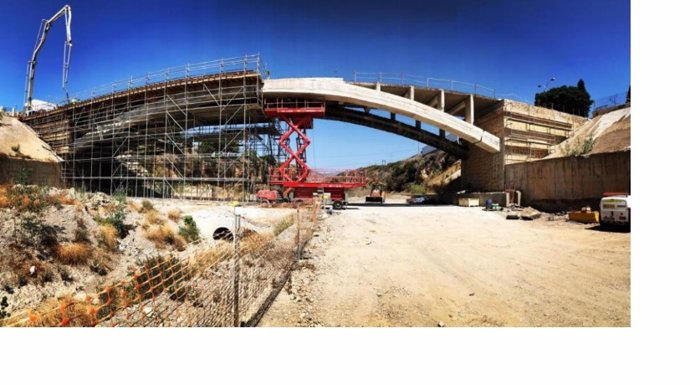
[296,207,301,259]
[233,213,241,327]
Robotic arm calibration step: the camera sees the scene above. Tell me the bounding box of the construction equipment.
[365,183,386,204]
[262,99,366,210]
[567,207,600,224]
[24,4,72,113]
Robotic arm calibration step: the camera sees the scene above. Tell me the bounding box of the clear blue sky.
[0,0,630,169]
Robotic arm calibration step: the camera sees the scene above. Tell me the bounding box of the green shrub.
[563,134,596,157]
[178,215,200,242]
[408,183,426,195]
[95,197,129,238]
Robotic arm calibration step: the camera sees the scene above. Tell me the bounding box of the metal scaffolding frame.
[21,56,282,201]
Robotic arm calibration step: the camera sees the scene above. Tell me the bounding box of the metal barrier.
[43,55,266,106]
[592,91,630,116]
[352,71,496,98]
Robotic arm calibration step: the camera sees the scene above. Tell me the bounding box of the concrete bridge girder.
[262,78,500,153]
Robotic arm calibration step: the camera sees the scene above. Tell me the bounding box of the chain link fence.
[592,91,630,117]
[1,203,321,327]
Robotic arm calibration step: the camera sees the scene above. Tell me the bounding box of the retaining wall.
[504,151,630,212]
[0,157,62,186]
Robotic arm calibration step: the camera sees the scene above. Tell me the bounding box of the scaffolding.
[21,56,282,201]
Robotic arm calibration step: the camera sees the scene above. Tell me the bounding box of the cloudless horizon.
[0,0,630,169]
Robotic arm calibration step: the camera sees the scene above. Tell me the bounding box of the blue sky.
[0,0,630,169]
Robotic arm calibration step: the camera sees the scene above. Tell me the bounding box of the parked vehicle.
[365,183,386,204]
[600,193,631,228]
[257,189,287,204]
[406,195,430,205]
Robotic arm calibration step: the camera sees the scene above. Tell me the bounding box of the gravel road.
[260,202,630,327]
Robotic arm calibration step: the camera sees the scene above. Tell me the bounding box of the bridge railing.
[352,71,497,98]
[54,55,265,106]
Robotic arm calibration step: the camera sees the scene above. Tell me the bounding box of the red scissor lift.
[261,99,366,209]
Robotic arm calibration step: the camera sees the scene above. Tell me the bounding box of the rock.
[376,292,382,297]
[73,292,87,302]
[29,265,36,276]
[438,321,445,327]
[143,306,153,317]
[469,292,475,296]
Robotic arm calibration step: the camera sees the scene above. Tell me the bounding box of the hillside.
[546,107,630,158]
[358,150,461,194]
[0,116,60,162]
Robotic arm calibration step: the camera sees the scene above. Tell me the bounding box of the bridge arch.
[262,78,500,153]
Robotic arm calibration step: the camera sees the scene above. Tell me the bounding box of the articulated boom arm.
[25,4,72,112]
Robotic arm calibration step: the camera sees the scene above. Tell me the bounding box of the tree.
[626,86,631,104]
[534,78,594,117]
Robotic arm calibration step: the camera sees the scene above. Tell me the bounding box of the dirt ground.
[259,201,630,327]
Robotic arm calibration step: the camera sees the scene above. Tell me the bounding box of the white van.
[600,194,631,228]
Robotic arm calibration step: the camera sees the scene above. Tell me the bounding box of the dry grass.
[145,224,186,251]
[145,210,165,226]
[21,295,96,327]
[97,224,118,251]
[55,242,91,265]
[127,200,141,212]
[188,243,232,273]
[52,191,75,205]
[167,208,182,222]
[140,199,155,213]
[74,216,90,243]
[273,214,295,236]
[0,185,10,208]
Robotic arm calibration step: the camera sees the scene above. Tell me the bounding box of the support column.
[438,90,445,138]
[466,94,475,125]
[406,86,415,101]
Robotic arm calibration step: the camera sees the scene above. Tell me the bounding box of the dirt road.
[259,203,630,327]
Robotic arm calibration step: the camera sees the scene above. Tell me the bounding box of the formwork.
[21,56,282,200]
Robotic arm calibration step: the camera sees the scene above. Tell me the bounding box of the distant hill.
[357,150,460,195]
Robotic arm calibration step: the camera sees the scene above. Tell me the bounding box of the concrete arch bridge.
[20,60,581,198]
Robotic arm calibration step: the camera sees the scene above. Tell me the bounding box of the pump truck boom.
[24,4,72,113]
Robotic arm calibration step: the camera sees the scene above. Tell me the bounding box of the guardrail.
[42,54,265,107]
[352,71,497,98]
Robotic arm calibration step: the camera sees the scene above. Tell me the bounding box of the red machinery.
[262,99,366,209]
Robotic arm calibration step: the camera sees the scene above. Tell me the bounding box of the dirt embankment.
[547,107,630,158]
[0,188,211,319]
[0,116,60,162]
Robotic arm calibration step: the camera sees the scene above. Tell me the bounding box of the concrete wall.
[0,157,62,186]
[460,104,506,191]
[504,151,630,212]
[462,99,591,192]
